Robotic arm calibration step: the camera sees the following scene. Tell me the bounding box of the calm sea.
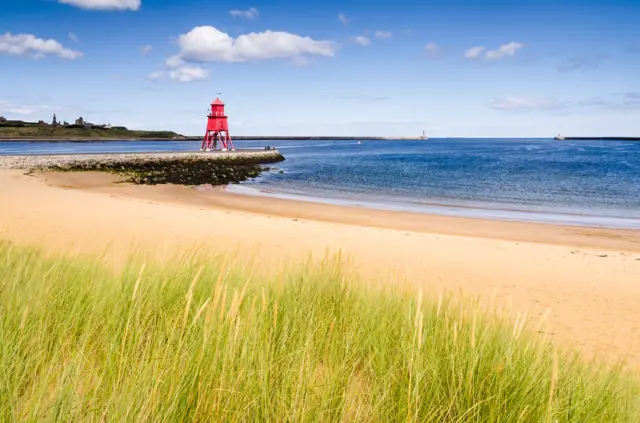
[2,139,640,229]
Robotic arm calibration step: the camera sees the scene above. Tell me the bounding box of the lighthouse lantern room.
[201,96,235,151]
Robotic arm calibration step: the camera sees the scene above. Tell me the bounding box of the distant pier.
[554,136,640,141]
[184,136,423,141]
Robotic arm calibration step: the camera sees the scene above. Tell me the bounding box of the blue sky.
[1,0,639,137]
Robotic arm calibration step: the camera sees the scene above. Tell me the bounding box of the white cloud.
[169,66,209,83]
[338,13,348,24]
[424,43,438,52]
[491,93,640,113]
[147,70,164,81]
[0,32,82,59]
[485,42,524,60]
[491,96,562,112]
[57,0,141,11]
[141,45,152,55]
[465,42,524,60]
[0,100,53,117]
[229,7,259,19]
[374,31,392,39]
[464,46,485,59]
[556,56,604,73]
[68,32,80,44]
[289,56,312,67]
[353,36,371,46]
[334,95,389,102]
[171,26,336,63]
[165,55,184,68]
[424,42,439,58]
[0,101,36,116]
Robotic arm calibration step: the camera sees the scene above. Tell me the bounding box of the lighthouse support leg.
[209,132,215,150]
[211,132,218,151]
[206,132,213,151]
[201,132,208,151]
[227,132,235,151]
[220,131,228,151]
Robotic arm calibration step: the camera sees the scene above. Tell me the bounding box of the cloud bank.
[57,0,140,11]
[465,42,524,60]
[353,36,371,46]
[229,8,259,19]
[556,56,606,73]
[169,66,209,83]
[0,32,82,59]
[491,93,640,113]
[424,42,440,59]
[168,26,336,64]
[0,99,53,117]
[374,31,392,39]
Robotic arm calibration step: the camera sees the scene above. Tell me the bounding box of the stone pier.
[0,150,285,186]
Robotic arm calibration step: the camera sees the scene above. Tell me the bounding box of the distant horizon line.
[2,136,639,143]
[184,135,640,140]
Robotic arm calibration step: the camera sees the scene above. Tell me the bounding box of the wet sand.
[2,169,640,367]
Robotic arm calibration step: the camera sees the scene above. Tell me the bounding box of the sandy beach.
[2,169,640,367]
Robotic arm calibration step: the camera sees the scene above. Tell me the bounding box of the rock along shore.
[0,150,285,186]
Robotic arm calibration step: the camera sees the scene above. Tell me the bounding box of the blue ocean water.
[2,139,640,228]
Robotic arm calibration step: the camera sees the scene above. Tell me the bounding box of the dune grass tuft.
[0,240,638,422]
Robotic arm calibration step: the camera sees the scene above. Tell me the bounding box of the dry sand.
[2,169,640,367]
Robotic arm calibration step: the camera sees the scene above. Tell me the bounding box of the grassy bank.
[0,126,180,140]
[0,241,638,422]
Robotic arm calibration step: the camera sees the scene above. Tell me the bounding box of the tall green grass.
[0,240,638,422]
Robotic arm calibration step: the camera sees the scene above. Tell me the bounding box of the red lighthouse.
[201,96,235,151]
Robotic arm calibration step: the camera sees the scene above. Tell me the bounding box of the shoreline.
[226,184,640,231]
[33,170,640,252]
[2,169,640,368]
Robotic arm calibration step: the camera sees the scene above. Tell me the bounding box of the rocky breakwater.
[0,150,285,186]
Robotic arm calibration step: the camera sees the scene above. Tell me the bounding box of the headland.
[0,115,183,140]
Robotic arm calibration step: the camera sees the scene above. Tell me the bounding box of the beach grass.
[0,240,638,422]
